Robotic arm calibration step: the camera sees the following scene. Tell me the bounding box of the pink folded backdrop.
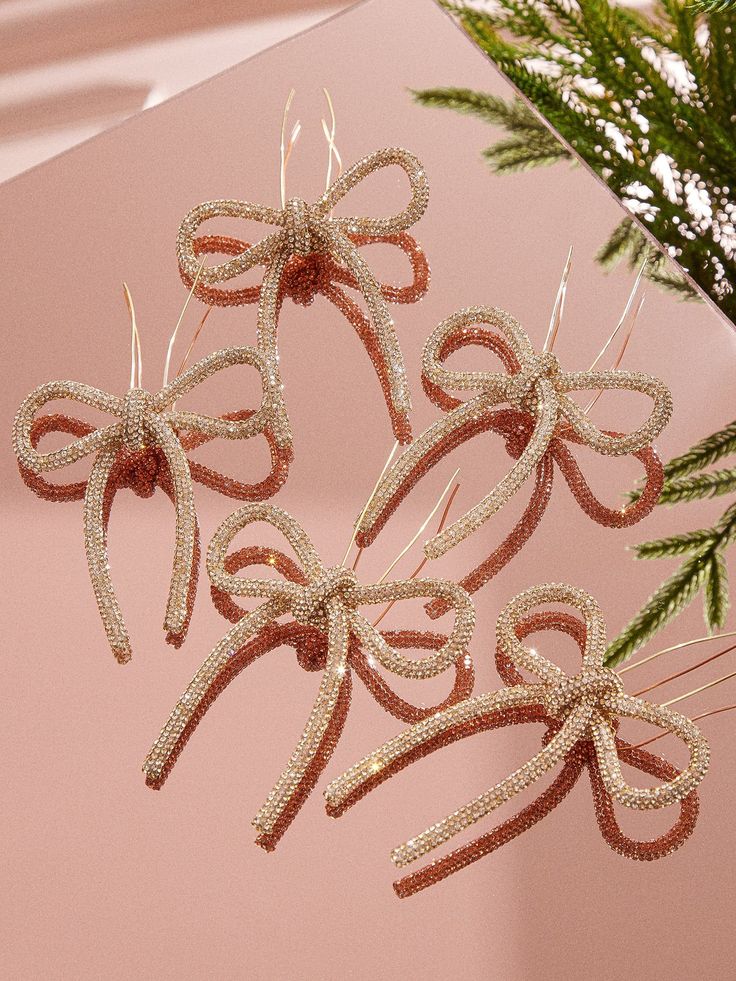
[1,1,734,978]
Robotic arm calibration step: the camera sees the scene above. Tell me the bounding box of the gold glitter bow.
[143,503,475,847]
[13,347,278,663]
[325,583,709,873]
[176,148,430,447]
[357,307,673,560]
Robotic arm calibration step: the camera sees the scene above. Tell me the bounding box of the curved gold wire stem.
[376,468,460,585]
[279,88,301,209]
[661,668,736,708]
[618,630,736,675]
[583,287,646,415]
[321,87,342,192]
[542,245,573,353]
[341,441,399,568]
[372,482,460,629]
[123,282,142,389]
[176,305,213,378]
[633,702,736,749]
[163,257,205,390]
[631,642,736,698]
[588,261,646,372]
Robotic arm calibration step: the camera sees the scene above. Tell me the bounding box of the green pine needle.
[633,528,717,559]
[608,501,736,664]
[658,467,736,504]
[663,420,736,481]
[704,551,730,629]
[482,137,569,173]
[596,219,646,270]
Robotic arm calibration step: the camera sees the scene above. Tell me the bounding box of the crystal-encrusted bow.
[176,148,430,446]
[13,347,280,663]
[143,503,475,849]
[356,307,672,562]
[325,584,709,889]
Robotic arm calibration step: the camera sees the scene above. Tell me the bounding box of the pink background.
[1,1,734,978]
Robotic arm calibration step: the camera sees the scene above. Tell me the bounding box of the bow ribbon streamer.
[176,148,430,445]
[356,307,672,562]
[325,583,709,887]
[143,503,474,848]
[13,346,279,663]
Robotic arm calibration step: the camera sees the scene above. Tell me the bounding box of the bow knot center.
[121,388,155,451]
[282,252,337,306]
[284,197,319,257]
[292,566,359,628]
[543,666,623,722]
[507,352,561,409]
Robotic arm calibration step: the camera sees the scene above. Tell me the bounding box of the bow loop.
[317,147,429,235]
[555,368,674,457]
[13,380,124,473]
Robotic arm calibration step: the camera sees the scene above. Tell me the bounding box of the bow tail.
[356,397,492,550]
[590,696,710,809]
[330,231,412,428]
[147,418,198,645]
[395,730,585,898]
[426,450,554,619]
[143,601,283,787]
[325,686,553,826]
[155,462,201,650]
[424,395,559,560]
[389,700,592,868]
[251,604,352,843]
[321,280,412,443]
[83,445,131,663]
[257,254,294,450]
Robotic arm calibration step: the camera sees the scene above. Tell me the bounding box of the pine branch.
[596,219,646,269]
[604,551,711,667]
[483,136,568,172]
[442,1,736,321]
[633,528,717,559]
[411,88,543,132]
[663,420,736,481]
[658,467,736,504]
[606,501,736,665]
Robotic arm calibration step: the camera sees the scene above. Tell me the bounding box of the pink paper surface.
[1,1,734,978]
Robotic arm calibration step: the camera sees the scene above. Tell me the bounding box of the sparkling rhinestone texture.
[143,503,475,849]
[324,583,709,895]
[13,346,287,663]
[356,307,673,568]
[176,148,430,446]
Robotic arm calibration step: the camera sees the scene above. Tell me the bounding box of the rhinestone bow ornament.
[143,503,475,850]
[13,347,283,663]
[325,584,710,895]
[355,307,672,596]
[176,148,430,446]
